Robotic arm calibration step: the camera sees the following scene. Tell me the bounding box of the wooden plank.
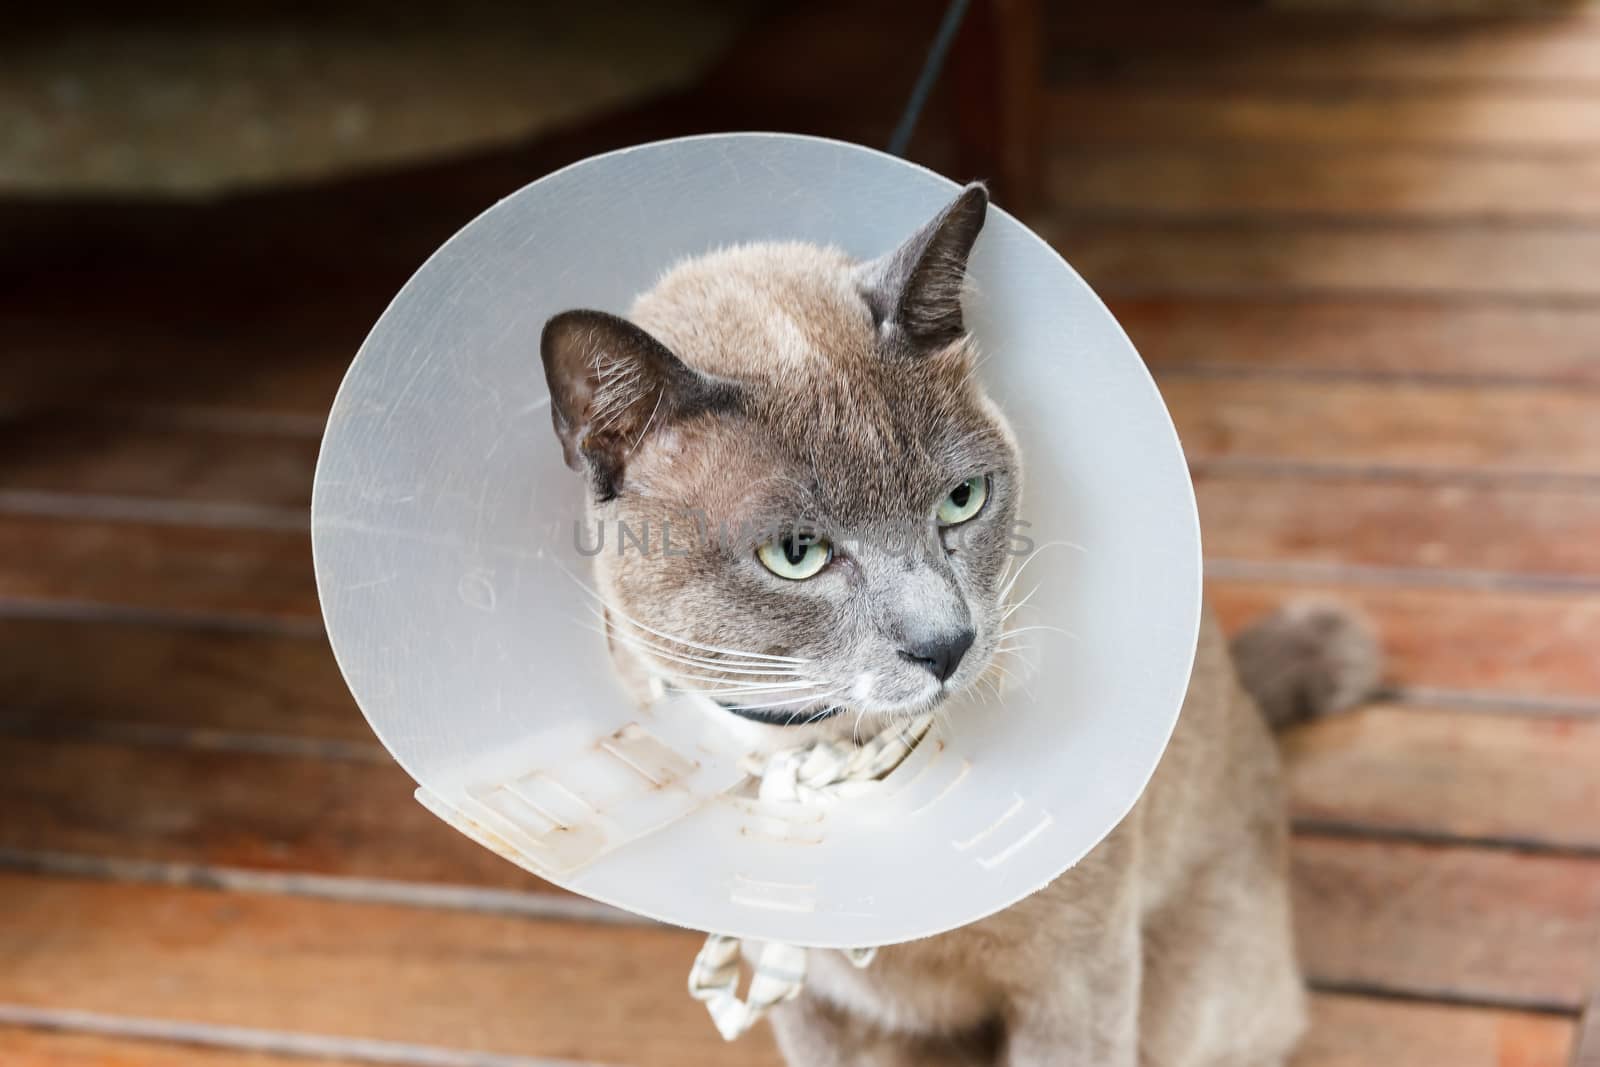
[4,269,367,418]
[4,1026,361,1067]
[1295,993,1573,1067]
[1050,146,1600,221]
[0,413,316,512]
[1285,703,1600,850]
[1292,836,1600,1010]
[1110,297,1600,384]
[1048,11,1600,85]
[1046,220,1600,298]
[0,619,357,742]
[0,873,784,1067]
[0,992,1577,1067]
[7,703,1597,889]
[1197,473,1600,577]
[5,322,348,421]
[4,729,1596,1007]
[1167,378,1600,477]
[1210,579,1600,702]
[0,867,1590,1062]
[15,701,1553,891]
[4,996,1577,1067]
[0,515,317,625]
[1050,85,1600,149]
[0,736,530,891]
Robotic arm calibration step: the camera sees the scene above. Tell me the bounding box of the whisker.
[586,619,810,676]
[663,674,828,696]
[997,540,1084,604]
[799,701,846,726]
[979,675,1004,710]
[986,657,1020,681]
[603,608,811,664]
[720,689,844,710]
[558,565,809,664]
[1001,583,1040,622]
[998,624,1078,643]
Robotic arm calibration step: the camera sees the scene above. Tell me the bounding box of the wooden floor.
[5,6,1600,1066]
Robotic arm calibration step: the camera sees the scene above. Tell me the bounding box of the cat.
[539,185,1380,1066]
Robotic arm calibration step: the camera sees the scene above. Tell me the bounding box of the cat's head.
[541,185,1021,738]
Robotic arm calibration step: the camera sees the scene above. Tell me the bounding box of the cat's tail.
[1230,600,1384,730]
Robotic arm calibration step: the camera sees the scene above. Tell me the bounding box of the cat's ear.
[859,182,988,350]
[541,309,735,501]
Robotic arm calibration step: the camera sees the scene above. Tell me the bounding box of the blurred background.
[3,2,1599,1065]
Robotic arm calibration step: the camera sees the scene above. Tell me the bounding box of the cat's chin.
[711,692,948,752]
[716,700,847,726]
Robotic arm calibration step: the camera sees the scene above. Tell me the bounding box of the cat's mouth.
[714,700,845,726]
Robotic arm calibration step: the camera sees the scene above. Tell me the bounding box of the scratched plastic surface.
[310,133,1202,948]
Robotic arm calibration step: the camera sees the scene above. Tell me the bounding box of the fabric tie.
[687,714,935,1040]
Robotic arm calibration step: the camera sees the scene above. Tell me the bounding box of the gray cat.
[540,186,1379,1067]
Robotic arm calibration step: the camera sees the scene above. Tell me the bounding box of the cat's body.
[772,606,1314,1067]
[539,185,1379,1066]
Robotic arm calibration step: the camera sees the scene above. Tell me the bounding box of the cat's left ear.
[859,182,988,351]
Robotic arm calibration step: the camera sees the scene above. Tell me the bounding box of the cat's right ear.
[859,182,988,352]
[541,309,735,502]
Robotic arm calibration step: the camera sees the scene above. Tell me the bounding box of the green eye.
[757,534,832,580]
[937,476,989,526]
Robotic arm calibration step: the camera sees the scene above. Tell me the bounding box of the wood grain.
[1293,993,1573,1067]
[7,692,1599,884]
[1291,836,1600,1010]
[0,870,1588,1064]
[1050,85,1600,148]
[1,996,1579,1067]
[1046,220,1600,298]
[3,1026,361,1067]
[9,5,1600,1066]
[1111,297,1600,384]
[4,269,370,419]
[0,619,358,742]
[1211,579,1600,702]
[1048,11,1600,85]
[0,873,784,1067]
[0,736,529,891]
[0,515,316,626]
[1168,378,1600,477]
[0,413,317,513]
[1285,703,1600,850]
[1051,146,1600,221]
[1197,473,1600,578]
[4,728,1596,1006]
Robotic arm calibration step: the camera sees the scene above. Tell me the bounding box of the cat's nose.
[898,629,976,683]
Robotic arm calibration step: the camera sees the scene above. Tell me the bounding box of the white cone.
[312,133,1201,949]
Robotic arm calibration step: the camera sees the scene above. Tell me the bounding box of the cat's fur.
[540,186,1381,1066]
